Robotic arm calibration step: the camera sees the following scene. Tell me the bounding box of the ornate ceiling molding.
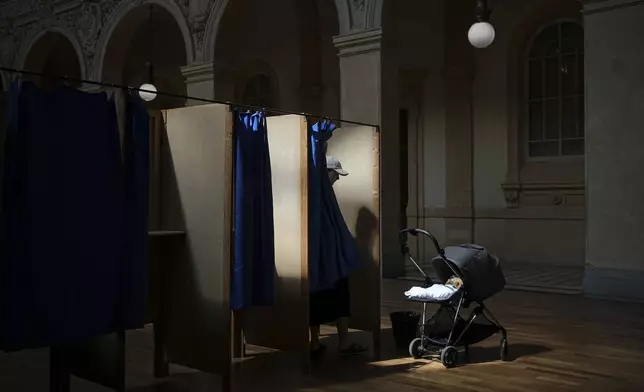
[202,0,383,63]
[201,0,228,63]
[1,0,204,83]
[91,0,196,80]
[0,0,385,87]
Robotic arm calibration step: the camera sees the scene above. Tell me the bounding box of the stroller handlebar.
[398,228,445,256]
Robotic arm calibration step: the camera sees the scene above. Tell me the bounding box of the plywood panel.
[244,115,309,354]
[326,125,381,338]
[160,104,233,377]
[53,331,126,391]
[147,232,185,324]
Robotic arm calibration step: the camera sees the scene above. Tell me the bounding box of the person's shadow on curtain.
[355,207,378,265]
[348,206,379,333]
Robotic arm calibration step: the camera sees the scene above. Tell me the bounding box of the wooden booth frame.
[48,104,381,392]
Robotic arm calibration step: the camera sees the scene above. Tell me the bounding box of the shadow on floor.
[468,342,551,364]
[369,325,552,365]
[127,350,427,392]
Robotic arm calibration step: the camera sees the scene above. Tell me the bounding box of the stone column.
[334,28,402,278]
[583,0,644,301]
[181,61,215,106]
[443,0,476,246]
[399,69,428,271]
[443,64,475,245]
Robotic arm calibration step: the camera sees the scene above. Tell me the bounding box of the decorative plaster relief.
[0,21,18,71]
[190,7,209,55]
[342,0,382,33]
[349,0,366,30]
[0,0,209,81]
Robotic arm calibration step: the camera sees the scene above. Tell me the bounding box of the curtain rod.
[0,66,380,129]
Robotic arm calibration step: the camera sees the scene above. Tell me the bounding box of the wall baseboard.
[583,266,644,303]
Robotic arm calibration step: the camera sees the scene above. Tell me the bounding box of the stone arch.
[202,0,230,63]
[202,0,383,63]
[233,59,281,106]
[333,0,351,35]
[369,0,384,30]
[96,1,192,109]
[15,29,85,89]
[210,0,341,115]
[93,0,194,81]
[15,27,86,81]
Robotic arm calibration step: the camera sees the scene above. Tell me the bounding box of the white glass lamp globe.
[139,83,157,102]
[468,21,495,48]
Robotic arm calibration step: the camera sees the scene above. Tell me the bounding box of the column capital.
[181,61,215,104]
[333,28,382,57]
[181,61,215,84]
[583,0,644,15]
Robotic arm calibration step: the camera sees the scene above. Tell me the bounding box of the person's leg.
[336,316,368,353]
[336,317,350,349]
[334,278,367,354]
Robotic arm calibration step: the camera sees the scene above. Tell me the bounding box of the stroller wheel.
[409,338,424,359]
[500,338,509,361]
[440,346,458,368]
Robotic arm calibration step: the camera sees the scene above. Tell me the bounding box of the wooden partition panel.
[326,125,381,340]
[244,115,309,353]
[160,104,233,377]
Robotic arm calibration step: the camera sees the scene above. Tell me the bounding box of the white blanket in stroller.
[405,284,457,301]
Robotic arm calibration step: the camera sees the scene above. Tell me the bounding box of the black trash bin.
[390,311,421,349]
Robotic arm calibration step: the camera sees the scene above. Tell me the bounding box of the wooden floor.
[2,279,644,391]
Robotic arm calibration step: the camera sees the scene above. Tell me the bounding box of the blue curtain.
[0,82,146,351]
[308,120,362,293]
[230,111,276,311]
[120,92,150,330]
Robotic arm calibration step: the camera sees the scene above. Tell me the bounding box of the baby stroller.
[399,228,508,368]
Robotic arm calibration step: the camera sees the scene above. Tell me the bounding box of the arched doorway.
[240,72,276,109]
[22,31,83,90]
[100,4,189,109]
[213,0,340,117]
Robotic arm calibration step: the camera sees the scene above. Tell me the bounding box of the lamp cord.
[475,0,491,22]
[145,5,154,84]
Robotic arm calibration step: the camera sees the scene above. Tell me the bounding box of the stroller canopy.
[431,244,505,302]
